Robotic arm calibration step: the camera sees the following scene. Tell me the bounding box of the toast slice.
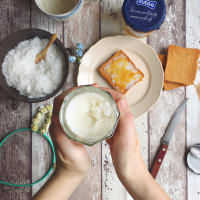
[98,50,144,93]
[158,54,184,90]
[165,45,200,85]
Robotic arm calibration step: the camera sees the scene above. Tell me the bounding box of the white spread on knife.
[64,92,116,139]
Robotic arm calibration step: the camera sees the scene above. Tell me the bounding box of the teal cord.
[0,128,56,187]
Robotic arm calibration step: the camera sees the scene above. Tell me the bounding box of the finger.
[50,124,84,149]
[49,119,65,141]
[106,137,113,146]
[92,83,98,87]
[99,87,130,118]
[52,98,63,117]
[92,84,121,100]
[100,87,124,101]
[120,111,135,126]
[116,98,129,115]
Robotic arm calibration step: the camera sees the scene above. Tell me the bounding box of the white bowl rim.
[35,0,83,18]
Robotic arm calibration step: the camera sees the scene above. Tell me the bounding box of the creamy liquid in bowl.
[63,92,116,139]
[37,0,79,14]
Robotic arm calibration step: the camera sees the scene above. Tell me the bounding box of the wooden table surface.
[0,0,200,199]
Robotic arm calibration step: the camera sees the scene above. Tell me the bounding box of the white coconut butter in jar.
[59,86,120,146]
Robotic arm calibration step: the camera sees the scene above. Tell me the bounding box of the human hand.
[33,87,91,200]
[100,87,148,183]
[47,85,169,200]
[49,88,91,180]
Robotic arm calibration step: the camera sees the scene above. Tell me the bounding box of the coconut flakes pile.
[2,37,65,98]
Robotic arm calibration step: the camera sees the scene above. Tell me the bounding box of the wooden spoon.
[35,33,57,64]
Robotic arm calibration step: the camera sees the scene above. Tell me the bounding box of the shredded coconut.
[2,37,65,98]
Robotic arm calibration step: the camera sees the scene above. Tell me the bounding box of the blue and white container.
[122,0,166,38]
[35,0,84,21]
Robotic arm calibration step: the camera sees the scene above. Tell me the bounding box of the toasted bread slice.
[98,50,144,93]
[195,83,200,100]
[165,45,200,85]
[164,81,184,90]
[158,54,184,90]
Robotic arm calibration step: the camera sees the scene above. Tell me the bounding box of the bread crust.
[164,45,200,85]
[98,50,144,93]
[158,54,184,90]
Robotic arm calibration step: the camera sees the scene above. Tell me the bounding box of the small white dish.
[77,35,164,118]
[187,144,200,175]
[35,0,84,21]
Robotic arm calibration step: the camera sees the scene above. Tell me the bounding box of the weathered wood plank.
[63,1,102,199]
[101,1,129,199]
[0,0,31,200]
[31,1,63,196]
[101,0,123,37]
[148,0,187,199]
[31,101,55,196]
[101,0,148,199]
[186,1,200,199]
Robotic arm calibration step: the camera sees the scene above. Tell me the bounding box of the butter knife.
[151,98,188,179]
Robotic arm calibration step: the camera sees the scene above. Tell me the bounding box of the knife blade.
[151,98,188,179]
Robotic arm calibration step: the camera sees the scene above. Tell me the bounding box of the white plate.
[77,35,164,118]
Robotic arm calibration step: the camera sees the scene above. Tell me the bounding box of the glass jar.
[59,86,120,146]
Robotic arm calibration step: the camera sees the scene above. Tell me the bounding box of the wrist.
[54,165,86,183]
[122,162,150,192]
[117,149,148,183]
[121,164,170,200]
[126,167,151,191]
[33,165,85,200]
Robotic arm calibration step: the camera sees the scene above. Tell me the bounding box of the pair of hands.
[37,85,170,200]
[49,85,146,184]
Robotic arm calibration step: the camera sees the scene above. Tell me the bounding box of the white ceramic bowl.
[35,0,84,21]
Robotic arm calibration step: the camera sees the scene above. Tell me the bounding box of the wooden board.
[1,0,200,199]
[31,1,112,198]
[186,1,200,199]
[31,0,101,199]
[63,1,102,199]
[0,0,31,200]
[148,0,187,199]
[30,1,63,196]
[101,1,148,199]
[101,1,127,199]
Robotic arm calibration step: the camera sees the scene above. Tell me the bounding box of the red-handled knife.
[151,98,188,179]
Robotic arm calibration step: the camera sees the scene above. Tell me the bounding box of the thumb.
[116,98,130,117]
